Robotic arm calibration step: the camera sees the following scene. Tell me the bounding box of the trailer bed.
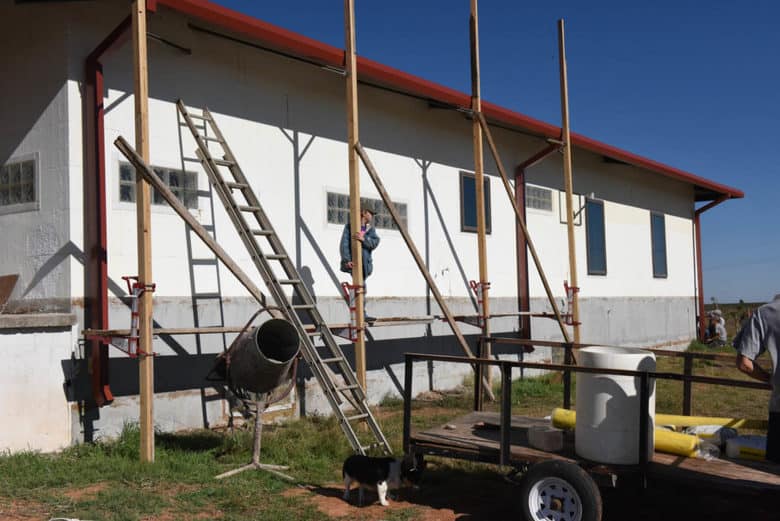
[410,411,780,492]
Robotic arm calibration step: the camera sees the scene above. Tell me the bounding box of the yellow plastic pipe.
[654,413,767,430]
[551,408,700,458]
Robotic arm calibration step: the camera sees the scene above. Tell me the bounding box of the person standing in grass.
[733,294,780,463]
[704,310,727,347]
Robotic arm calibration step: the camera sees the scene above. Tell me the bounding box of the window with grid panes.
[0,158,37,211]
[326,192,406,230]
[119,162,198,209]
[526,185,553,211]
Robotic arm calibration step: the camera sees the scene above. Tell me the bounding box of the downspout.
[694,195,729,340]
[514,166,530,338]
[84,16,132,406]
[514,143,560,338]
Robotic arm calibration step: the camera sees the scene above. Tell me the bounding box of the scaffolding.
[83,0,590,461]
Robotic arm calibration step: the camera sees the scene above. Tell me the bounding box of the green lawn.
[0,341,771,520]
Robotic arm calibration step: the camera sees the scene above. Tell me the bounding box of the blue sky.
[216,1,778,303]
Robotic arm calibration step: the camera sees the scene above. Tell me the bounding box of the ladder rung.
[203,136,223,143]
[226,182,249,190]
[265,254,287,260]
[202,224,215,231]
[190,258,218,265]
[251,229,273,236]
[212,159,234,167]
[279,279,301,285]
[292,304,315,309]
[182,157,201,163]
[346,413,369,422]
[337,384,360,392]
[239,206,262,213]
[319,357,343,364]
[179,122,206,130]
[187,113,211,121]
[193,292,221,299]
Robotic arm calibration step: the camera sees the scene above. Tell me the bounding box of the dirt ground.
[286,467,778,521]
[2,463,776,520]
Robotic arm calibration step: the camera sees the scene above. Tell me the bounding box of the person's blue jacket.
[340,223,380,277]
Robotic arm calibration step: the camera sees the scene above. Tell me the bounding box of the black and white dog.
[342,453,425,506]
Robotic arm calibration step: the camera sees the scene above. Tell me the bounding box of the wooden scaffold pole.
[344,0,367,389]
[131,0,154,463]
[469,0,492,397]
[558,19,581,343]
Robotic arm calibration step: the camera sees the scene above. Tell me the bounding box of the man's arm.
[362,227,380,251]
[736,354,772,384]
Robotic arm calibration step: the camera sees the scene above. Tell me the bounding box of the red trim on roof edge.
[157,0,743,201]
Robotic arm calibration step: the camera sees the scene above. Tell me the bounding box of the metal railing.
[402,352,770,474]
[484,337,769,415]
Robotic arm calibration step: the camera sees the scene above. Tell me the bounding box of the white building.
[0,0,741,452]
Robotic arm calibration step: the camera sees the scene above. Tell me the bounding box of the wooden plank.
[469,0,491,391]
[476,113,572,344]
[355,143,494,401]
[131,0,154,464]
[558,19,580,344]
[114,136,278,315]
[344,0,366,390]
[412,412,780,491]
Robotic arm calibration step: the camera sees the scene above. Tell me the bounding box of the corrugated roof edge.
[157,0,743,202]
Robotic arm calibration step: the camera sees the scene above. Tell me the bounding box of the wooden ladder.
[177,100,391,455]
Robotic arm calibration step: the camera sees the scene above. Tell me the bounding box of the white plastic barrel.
[575,346,656,464]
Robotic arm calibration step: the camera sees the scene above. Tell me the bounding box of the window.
[558,192,584,226]
[460,171,491,233]
[0,157,37,213]
[326,192,407,230]
[119,163,198,209]
[651,212,667,278]
[526,185,553,211]
[585,199,606,275]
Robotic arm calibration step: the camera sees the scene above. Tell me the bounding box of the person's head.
[360,207,375,225]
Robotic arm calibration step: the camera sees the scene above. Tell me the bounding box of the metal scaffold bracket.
[84,275,158,358]
[563,280,581,326]
[469,280,491,329]
[341,282,364,342]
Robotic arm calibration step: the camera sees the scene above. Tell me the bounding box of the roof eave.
[156,0,744,202]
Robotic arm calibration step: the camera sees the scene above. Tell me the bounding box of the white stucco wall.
[58,4,698,309]
[0,326,76,452]
[0,2,72,312]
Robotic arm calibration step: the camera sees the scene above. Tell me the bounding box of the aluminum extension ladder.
[177,100,391,456]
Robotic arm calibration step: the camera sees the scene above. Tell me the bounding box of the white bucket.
[575,346,656,464]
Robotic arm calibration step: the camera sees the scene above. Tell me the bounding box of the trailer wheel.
[518,460,602,521]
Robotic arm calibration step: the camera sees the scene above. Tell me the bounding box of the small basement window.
[326,192,407,230]
[651,212,668,278]
[460,171,491,233]
[119,163,198,209]
[586,199,607,275]
[0,157,38,213]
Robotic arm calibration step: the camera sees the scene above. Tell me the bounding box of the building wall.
[0,322,76,452]
[0,1,700,449]
[0,1,72,313]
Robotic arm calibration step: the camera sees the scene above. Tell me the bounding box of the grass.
[0,340,772,520]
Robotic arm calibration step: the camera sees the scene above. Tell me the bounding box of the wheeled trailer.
[401,351,780,521]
